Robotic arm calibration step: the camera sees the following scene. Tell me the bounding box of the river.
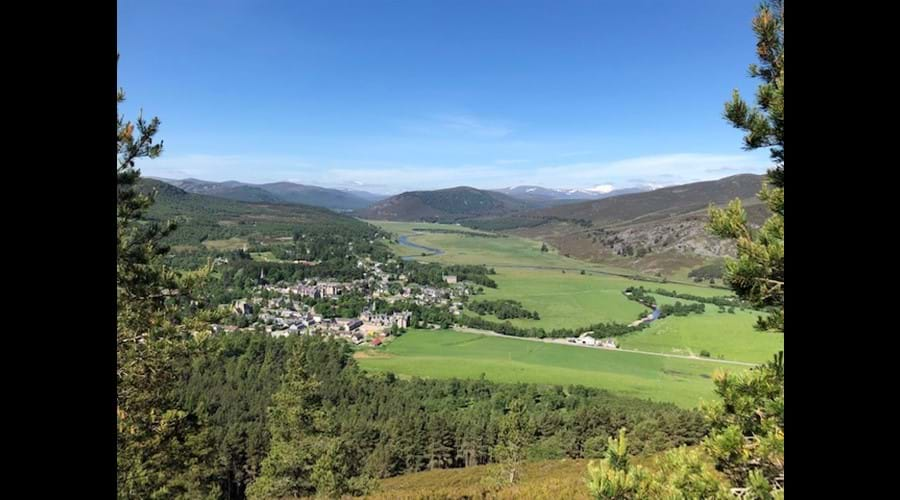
[397,235,445,260]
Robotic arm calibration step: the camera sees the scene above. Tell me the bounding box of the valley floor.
[356,328,741,408]
[454,326,757,366]
[358,221,783,407]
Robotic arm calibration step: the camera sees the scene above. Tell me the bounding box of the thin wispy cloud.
[324,164,514,193]
[397,113,515,139]
[434,114,513,138]
[559,151,594,158]
[136,154,317,184]
[532,153,770,188]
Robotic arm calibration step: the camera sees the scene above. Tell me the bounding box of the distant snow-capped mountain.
[493,185,652,204]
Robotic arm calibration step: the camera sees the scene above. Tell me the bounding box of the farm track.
[453,327,757,367]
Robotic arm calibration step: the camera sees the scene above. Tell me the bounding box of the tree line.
[176,333,708,498]
[468,299,541,320]
[392,261,498,288]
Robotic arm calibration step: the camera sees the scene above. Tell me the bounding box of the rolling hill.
[136,178,379,249]
[255,182,379,210]
[532,174,766,226]
[356,186,532,222]
[151,177,381,210]
[464,174,771,276]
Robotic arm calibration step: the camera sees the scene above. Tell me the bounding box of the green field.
[474,268,648,327]
[356,329,747,408]
[249,251,280,262]
[373,220,631,271]
[370,220,728,292]
[201,237,248,251]
[359,220,782,403]
[371,220,736,332]
[617,297,784,364]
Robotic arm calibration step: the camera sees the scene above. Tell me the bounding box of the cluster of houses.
[219,258,475,346]
[264,281,349,299]
[226,290,414,346]
[360,310,412,329]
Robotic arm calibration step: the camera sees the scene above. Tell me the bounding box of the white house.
[597,338,618,349]
[578,332,598,346]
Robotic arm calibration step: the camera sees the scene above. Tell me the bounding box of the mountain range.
[489,173,770,274]
[492,185,651,205]
[530,173,766,226]
[151,177,653,212]
[150,177,388,211]
[356,186,531,222]
[356,184,657,222]
[144,172,769,276]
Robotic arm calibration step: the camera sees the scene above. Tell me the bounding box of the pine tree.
[704,3,784,496]
[246,347,328,499]
[425,414,457,470]
[585,430,731,499]
[709,0,784,333]
[117,55,219,499]
[702,354,784,497]
[584,429,649,499]
[491,399,531,485]
[247,339,376,498]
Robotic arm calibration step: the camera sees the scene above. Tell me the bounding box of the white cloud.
[587,184,615,194]
[136,154,317,184]
[530,153,770,188]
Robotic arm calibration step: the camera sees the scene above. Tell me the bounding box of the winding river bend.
[397,235,444,260]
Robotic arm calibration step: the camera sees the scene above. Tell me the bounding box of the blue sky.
[118,0,770,194]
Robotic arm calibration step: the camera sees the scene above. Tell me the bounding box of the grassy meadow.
[473,268,648,327]
[370,220,636,272]
[355,328,746,408]
[357,221,783,403]
[616,295,784,364]
[371,220,741,332]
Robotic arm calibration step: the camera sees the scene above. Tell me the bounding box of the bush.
[583,432,611,458]
[700,350,711,358]
[688,261,725,281]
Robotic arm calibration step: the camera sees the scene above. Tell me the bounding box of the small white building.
[597,338,618,349]
[577,332,598,346]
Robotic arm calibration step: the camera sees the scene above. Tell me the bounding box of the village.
[212,257,628,351]
[215,257,474,347]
